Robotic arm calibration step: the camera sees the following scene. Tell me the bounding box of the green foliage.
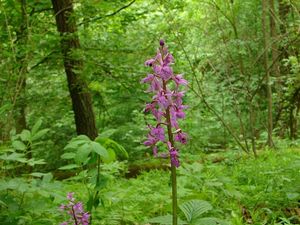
[60,134,129,216]
[179,200,213,223]
[0,119,49,175]
[148,215,187,225]
[60,134,128,168]
[1,147,299,224]
[148,199,226,225]
[95,136,129,161]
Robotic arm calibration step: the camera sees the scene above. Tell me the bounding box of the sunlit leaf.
[59,164,79,170]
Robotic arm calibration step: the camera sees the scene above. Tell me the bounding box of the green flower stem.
[163,80,178,225]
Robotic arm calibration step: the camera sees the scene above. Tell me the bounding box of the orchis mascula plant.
[142,40,188,225]
[59,192,90,225]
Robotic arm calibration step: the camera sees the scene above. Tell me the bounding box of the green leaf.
[95,137,128,160]
[0,199,7,207]
[20,129,31,142]
[64,139,88,150]
[61,152,76,159]
[75,144,91,164]
[179,200,213,223]
[30,172,47,178]
[113,142,128,159]
[103,148,116,163]
[0,152,27,162]
[91,142,109,159]
[95,136,108,144]
[12,140,27,151]
[42,173,53,183]
[76,135,91,141]
[31,118,42,135]
[31,128,49,141]
[27,158,46,166]
[87,194,94,212]
[93,196,100,209]
[59,164,79,170]
[148,215,187,225]
[63,135,91,150]
[0,103,12,115]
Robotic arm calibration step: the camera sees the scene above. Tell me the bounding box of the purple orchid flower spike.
[142,39,188,225]
[59,192,90,225]
[141,40,188,166]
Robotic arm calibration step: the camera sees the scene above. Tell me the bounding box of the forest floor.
[64,148,300,224]
[1,148,299,225]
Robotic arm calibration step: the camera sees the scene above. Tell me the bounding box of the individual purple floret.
[142,40,188,167]
[59,192,90,225]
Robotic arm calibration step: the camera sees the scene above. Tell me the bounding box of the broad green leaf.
[20,129,31,142]
[102,148,116,163]
[91,142,109,159]
[95,137,128,159]
[113,142,128,159]
[61,152,76,159]
[75,144,91,164]
[6,178,27,190]
[95,137,109,145]
[0,152,27,162]
[27,158,46,166]
[30,172,47,178]
[59,164,79,170]
[76,135,91,141]
[31,128,49,141]
[17,182,29,193]
[179,200,213,223]
[12,140,27,151]
[31,118,42,135]
[96,129,116,138]
[64,139,88,150]
[42,173,53,183]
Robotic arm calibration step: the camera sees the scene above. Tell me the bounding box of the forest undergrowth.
[1,147,299,225]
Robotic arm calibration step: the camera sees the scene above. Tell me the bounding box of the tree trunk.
[249,99,257,157]
[51,0,98,140]
[15,0,28,134]
[262,0,274,147]
[269,0,280,78]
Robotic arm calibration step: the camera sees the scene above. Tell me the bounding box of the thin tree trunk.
[269,0,280,78]
[51,0,97,140]
[262,0,274,147]
[269,0,282,140]
[249,99,257,157]
[15,0,28,134]
[278,0,293,137]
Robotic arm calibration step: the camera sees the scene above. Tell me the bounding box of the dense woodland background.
[0,0,299,225]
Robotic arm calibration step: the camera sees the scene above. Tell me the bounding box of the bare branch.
[78,0,136,26]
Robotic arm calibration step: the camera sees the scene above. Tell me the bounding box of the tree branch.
[78,0,136,26]
[29,50,57,71]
